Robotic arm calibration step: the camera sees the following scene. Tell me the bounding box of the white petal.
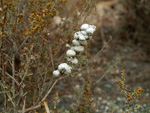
[72,39,80,46]
[67,57,78,64]
[58,63,72,74]
[86,27,95,35]
[64,64,72,74]
[80,31,88,36]
[58,63,68,70]
[74,32,79,39]
[66,57,72,62]
[66,49,76,57]
[84,35,89,40]
[65,68,71,74]
[71,58,78,64]
[78,33,86,41]
[89,25,96,30]
[79,40,88,46]
[53,70,60,77]
[71,46,84,52]
[66,44,70,48]
[80,24,89,31]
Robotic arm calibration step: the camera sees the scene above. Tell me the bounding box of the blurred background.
[0,0,150,112]
[54,0,150,112]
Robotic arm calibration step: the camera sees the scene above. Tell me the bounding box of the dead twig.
[12,54,16,113]
[22,74,68,113]
[22,97,26,113]
[23,79,58,112]
[0,68,20,86]
[44,101,50,113]
[74,36,112,75]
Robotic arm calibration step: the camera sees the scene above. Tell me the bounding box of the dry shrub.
[0,0,96,112]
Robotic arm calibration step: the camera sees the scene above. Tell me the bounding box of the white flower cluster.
[53,24,96,77]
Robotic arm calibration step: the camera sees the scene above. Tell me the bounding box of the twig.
[94,57,120,85]
[22,97,26,113]
[0,68,20,86]
[22,104,41,113]
[33,68,37,105]
[0,0,6,81]
[23,80,58,112]
[49,46,55,70]
[0,82,15,110]
[44,101,50,113]
[18,36,30,51]
[92,36,112,60]
[22,74,68,113]
[74,36,112,75]
[94,66,112,85]
[41,80,58,102]
[17,46,32,91]
[12,54,16,113]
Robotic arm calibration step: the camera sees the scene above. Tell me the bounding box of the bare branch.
[23,79,58,112]
[22,97,26,113]
[44,101,50,113]
[0,68,20,86]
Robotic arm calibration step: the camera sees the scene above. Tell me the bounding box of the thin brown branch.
[23,104,41,113]
[0,0,5,81]
[74,36,112,75]
[0,68,20,86]
[41,79,58,102]
[12,54,16,113]
[44,101,50,113]
[50,46,54,70]
[23,79,58,112]
[17,55,30,91]
[22,97,26,113]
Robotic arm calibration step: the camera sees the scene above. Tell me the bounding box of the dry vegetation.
[0,0,150,113]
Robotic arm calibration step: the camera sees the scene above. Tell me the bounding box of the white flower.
[71,46,84,52]
[74,32,86,41]
[80,24,89,31]
[80,31,87,36]
[58,63,72,74]
[67,57,78,64]
[66,49,76,57]
[85,25,96,35]
[74,32,79,39]
[90,25,96,30]
[72,39,80,46]
[80,31,89,40]
[86,27,95,35]
[84,35,89,40]
[53,16,61,25]
[71,58,78,64]
[53,70,60,77]
[78,33,86,41]
[66,44,70,48]
[53,24,96,76]
[79,40,88,46]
